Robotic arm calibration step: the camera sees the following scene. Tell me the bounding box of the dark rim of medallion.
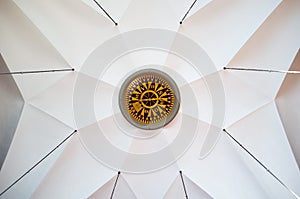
[119,69,180,130]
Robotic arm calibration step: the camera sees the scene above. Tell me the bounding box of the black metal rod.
[0,68,74,76]
[110,171,121,199]
[92,0,118,26]
[0,130,77,197]
[224,67,300,74]
[179,171,189,199]
[223,129,300,199]
[180,0,198,24]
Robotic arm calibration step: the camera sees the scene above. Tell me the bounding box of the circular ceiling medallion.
[119,69,180,130]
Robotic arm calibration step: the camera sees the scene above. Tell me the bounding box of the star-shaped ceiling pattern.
[0,0,300,198]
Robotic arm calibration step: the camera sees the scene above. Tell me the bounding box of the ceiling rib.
[223,129,300,199]
[0,130,77,197]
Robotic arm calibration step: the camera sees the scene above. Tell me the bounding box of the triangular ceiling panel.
[0,0,70,72]
[0,104,72,198]
[229,137,299,199]
[163,51,202,85]
[0,141,66,199]
[0,0,72,100]
[228,102,300,198]
[178,0,281,69]
[276,49,300,168]
[29,72,77,129]
[177,129,270,198]
[123,165,178,199]
[228,0,300,99]
[12,72,69,101]
[166,0,213,22]
[100,49,169,87]
[119,0,179,32]
[164,174,212,199]
[88,174,137,199]
[31,134,116,199]
[220,70,272,127]
[81,0,132,23]
[13,0,120,68]
[189,71,271,127]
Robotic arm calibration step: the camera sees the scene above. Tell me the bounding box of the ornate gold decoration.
[119,69,180,130]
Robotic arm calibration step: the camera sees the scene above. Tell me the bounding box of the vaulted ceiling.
[0,0,299,198]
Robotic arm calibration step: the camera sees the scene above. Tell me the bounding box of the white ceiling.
[0,0,300,198]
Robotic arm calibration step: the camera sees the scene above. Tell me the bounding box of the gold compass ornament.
[119,69,180,130]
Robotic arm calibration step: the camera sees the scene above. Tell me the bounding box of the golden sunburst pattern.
[119,69,180,129]
[125,74,175,124]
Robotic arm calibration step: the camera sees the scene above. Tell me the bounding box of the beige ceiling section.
[276,50,300,168]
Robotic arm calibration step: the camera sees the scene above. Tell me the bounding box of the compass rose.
[119,69,180,130]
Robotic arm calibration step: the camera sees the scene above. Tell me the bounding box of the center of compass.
[119,69,180,130]
[140,90,159,108]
